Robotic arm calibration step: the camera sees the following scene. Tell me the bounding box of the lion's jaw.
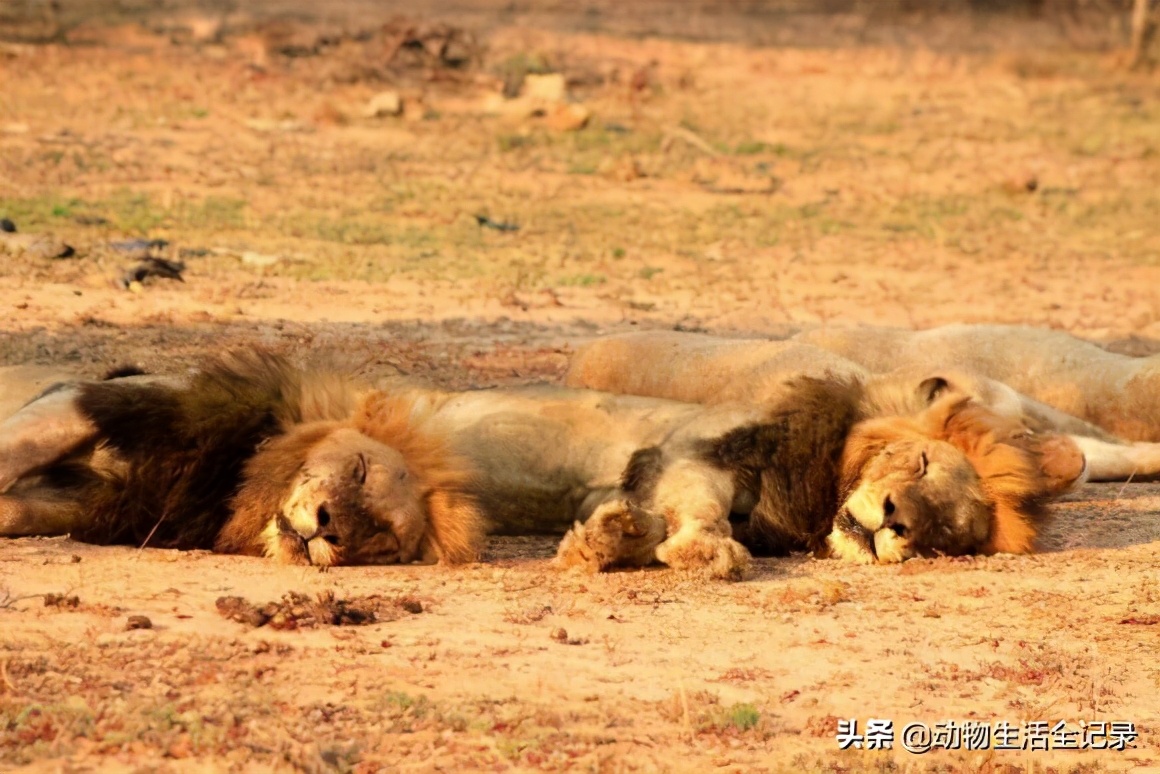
[265,428,428,566]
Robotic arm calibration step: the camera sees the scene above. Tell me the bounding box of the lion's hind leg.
[0,386,97,493]
[554,499,666,572]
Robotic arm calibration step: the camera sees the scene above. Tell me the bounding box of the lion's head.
[214,393,485,567]
[839,395,1085,562]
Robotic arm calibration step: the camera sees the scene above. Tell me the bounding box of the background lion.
[0,353,484,566]
[568,330,1160,483]
[793,323,1160,444]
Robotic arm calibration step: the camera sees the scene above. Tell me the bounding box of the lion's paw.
[824,526,876,565]
[554,519,606,573]
[655,530,751,581]
[553,501,663,573]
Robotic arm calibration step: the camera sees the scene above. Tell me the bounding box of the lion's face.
[265,428,428,566]
[840,398,1085,563]
[842,436,991,562]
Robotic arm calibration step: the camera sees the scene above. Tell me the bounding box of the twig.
[664,125,723,158]
[678,678,693,741]
[0,660,15,695]
[0,588,43,610]
[1130,0,1154,69]
[1116,470,1137,499]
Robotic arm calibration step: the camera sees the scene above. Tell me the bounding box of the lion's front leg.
[554,498,666,572]
[647,460,752,581]
[655,523,752,581]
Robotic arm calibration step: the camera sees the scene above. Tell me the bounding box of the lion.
[791,323,1160,444]
[567,330,1160,482]
[398,376,1083,576]
[0,352,484,566]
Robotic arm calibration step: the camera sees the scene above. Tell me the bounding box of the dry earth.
[2,4,1160,772]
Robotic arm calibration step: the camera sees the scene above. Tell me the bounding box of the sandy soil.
[2,5,1160,771]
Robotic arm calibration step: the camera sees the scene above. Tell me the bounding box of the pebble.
[364,91,403,118]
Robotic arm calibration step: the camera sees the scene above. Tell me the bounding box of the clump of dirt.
[43,593,80,608]
[215,591,423,629]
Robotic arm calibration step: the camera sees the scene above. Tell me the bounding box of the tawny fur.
[354,392,485,564]
[567,332,1086,558]
[1,351,486,565]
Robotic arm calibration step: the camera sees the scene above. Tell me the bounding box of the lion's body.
[568,330,1160,481]
[408,380,866,577]
[0,354,484,565]
[408,377,1080,574]
[792,324,1160,442]
[418,386,761,531]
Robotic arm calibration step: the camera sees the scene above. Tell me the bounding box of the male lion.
[567,330,1160,482]
[568,329,1095,559]
[0,352,484,566]
[398,376,1083,576]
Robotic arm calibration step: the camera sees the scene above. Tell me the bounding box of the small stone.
[545,103,590,132]
[240,250,281,267]
[364,91,403,118]
[400,599,423,614]
[522,73,567,103]
[0,232,75,259]
[1001,172,1038,195]
[0,218,14,233]
[550,627,568,642]
[126,615,153,630]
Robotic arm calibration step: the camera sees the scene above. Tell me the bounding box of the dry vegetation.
[1,2,1159,771]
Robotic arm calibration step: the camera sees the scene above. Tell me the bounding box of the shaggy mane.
[920,397,1082,555]
[840,395,1082,556]
[355,392,485,564]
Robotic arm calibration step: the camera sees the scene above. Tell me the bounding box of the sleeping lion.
[568,329,1160,483]
[0,352,484,567]
[1,352,1082,577]
[396,376,1082,576]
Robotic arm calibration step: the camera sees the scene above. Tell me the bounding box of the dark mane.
[699,376,867,555]
[67,351,355,550]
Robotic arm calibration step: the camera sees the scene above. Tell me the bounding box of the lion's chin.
[260,520,344,566]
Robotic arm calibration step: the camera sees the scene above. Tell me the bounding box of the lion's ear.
[916,375,951,405]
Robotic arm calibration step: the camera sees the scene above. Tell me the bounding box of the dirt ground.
[2,3,1160,771]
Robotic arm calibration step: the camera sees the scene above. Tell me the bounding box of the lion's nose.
[881,496,911,537]
[314,503,340,546]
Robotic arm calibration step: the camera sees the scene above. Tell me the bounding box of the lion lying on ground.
[2,353,1081,576]
[0,352,484,566]
[792,323,1160,444]
[403,376,1083,576]
[568,329,1160,482]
